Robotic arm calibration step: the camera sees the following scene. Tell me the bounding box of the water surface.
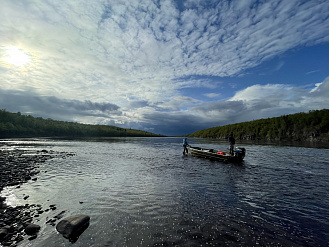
[1,137,329,246]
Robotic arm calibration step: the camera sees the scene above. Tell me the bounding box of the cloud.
[126,100,150,109]
[229,78,329,112]
[175,76,220,89]
[156,96,199,111]
[46,97,120,113]
[204,93,220,98]
[306,70,320,75]
[0,0,329,135]
[0,89,121,121]
[229,84,300,104]
[2,0,328,89]
[308,76,329,99]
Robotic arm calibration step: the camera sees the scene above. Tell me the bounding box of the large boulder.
[56,215,90,239]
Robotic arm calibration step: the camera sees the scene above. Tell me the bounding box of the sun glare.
[2,46,32,67]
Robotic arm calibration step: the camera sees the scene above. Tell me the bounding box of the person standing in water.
[183,138,189,155]
[229,132,235,155]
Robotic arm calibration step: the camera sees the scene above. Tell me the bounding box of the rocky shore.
[0,149,75,246]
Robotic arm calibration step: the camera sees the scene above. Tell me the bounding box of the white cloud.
[204,93,220,98]
[2,0,329,89]
[307,77,329,103]
[306,70,320,75]
[229,84,298,103]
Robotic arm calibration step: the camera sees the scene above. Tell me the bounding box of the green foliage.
[187,109,329,141]
[0,109,163,138]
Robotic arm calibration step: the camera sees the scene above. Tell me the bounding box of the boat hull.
[187,146,245,163]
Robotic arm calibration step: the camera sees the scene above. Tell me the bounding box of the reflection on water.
[1,137,329,246]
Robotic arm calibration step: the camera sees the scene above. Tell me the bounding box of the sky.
[0,0,329,136]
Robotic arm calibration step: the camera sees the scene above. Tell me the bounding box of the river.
[1,137,329,246]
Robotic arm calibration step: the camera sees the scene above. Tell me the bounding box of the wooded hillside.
[187,109,329,142]
[0,109,163,138]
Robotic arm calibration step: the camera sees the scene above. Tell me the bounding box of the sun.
[2,46,32,67]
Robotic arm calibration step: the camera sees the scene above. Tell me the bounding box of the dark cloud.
[127,100,150,109]
[0,89,121,121]
[46,96,119,112]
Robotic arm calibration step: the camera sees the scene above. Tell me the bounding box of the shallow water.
[1,137,329,246]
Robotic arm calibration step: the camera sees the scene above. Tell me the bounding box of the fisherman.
[183,138,189,155]
[229,132,235,155]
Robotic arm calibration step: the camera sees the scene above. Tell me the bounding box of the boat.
[186,146,246,163]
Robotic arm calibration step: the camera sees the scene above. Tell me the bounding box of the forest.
[187,109,329,142]
[0,109,163,138]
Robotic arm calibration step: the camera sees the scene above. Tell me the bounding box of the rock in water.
[56,215,90,239]
[25,224,41,235]
[0,228,8,240]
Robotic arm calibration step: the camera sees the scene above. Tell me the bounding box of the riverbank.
[0,149,74,246]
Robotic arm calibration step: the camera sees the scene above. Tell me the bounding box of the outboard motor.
[234,147,246,159]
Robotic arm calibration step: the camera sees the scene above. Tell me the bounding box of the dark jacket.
[229,136,235,145]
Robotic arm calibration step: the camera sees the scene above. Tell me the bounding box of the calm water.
[1,137,329,246]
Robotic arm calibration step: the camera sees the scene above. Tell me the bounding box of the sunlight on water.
[2,188,18,207]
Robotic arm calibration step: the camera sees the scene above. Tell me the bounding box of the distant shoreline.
[182,137,329,149]
[187,109,329,143]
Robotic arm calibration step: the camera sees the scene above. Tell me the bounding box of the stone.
[56,215,90,239]
[24,223,40,235]
[54,210,66,220]
[28,235,37,241]
[0,228,8,240]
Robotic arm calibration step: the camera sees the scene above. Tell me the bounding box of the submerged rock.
[25,223,41,235]
[0,228,8,240]
[56,215,90,240]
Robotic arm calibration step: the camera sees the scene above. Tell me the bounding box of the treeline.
[0,109,163,138]
[187,109,329,142]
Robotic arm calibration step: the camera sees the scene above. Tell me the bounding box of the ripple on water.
[1,138,329,246]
